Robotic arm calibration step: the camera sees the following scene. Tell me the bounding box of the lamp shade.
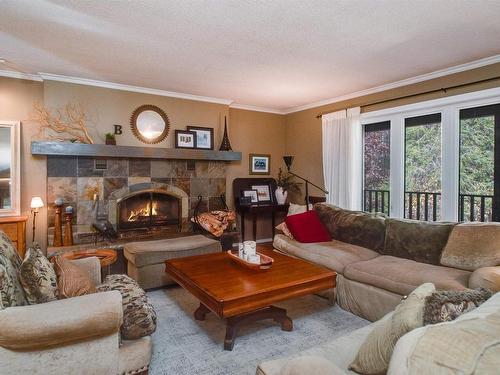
[30,197,44,209]
[283,156,294,171]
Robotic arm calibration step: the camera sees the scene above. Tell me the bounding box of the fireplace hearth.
[117,189,181,234]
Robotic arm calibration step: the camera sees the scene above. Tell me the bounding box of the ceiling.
[1,0,500,113]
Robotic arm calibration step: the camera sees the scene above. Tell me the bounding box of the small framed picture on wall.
[249,153,270,175]
[175,130,197,149]
[187,126,214,150]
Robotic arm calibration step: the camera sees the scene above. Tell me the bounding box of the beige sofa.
[257,291,500,375]
[274,203,500,321]
[0,257,151,375]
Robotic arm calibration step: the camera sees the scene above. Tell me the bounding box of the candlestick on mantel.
[53,199,63,247]
[63,212,74,246]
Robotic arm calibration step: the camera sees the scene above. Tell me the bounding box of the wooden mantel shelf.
[31,141,242,161]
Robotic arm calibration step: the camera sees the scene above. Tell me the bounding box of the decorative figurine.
[219,116,233,151]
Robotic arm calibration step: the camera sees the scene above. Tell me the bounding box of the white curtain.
[322,107,362,210]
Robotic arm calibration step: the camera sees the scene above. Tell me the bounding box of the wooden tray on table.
[227,250,274,270]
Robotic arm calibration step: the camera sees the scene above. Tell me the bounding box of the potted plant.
[275,168,302,204]
[105,133,116,145]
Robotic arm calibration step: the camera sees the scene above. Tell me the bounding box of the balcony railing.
[459,194,494,222]
[363,189,390,216]
[405,191,441,221]
[364,189,494,222]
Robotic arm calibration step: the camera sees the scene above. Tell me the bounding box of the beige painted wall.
[228,108,286,239]
[43,81,229,148]
[0,77,287,248]
[3,61,500,248]
[0,77,46,248]
[285,62,500,202]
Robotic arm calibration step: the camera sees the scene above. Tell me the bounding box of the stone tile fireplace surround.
[46,156,227,244]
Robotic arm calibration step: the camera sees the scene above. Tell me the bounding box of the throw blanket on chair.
[191,210,236,237]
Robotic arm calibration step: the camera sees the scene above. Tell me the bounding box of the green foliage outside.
[405,123,441,193]
[365,115,495,221]
[460,116,494,196]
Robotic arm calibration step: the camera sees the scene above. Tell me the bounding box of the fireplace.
[116,189,181,235]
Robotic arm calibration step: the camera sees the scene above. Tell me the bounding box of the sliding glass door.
[404,114,442,221]
[459,104,500,222]
[361,88,500,222]
[363,121,390,215]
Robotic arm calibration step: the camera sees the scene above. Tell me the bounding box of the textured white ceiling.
[1,0,500,111]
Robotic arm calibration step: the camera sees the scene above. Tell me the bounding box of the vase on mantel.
[275,187,288,204]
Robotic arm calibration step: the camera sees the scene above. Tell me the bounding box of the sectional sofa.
[273,203,500,321]
[257,290,500,375]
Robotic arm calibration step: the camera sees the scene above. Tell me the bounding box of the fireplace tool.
[92,194,117,243]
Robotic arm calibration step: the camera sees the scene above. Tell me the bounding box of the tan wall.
[3,61,500,248]
[285,63,500,202]
[228,108,286,240]
[0,77,46,248]
[42,81,230,148]
[0,78,287,248]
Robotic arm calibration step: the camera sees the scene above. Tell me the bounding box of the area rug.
[148,287,369,375]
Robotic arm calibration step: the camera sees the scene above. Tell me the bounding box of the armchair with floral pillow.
[0,231,155,375]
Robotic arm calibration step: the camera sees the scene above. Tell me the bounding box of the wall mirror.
[0,121,20,216]
[130,105,170,144]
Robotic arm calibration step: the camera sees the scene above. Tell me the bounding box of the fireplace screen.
[117,190,180,232]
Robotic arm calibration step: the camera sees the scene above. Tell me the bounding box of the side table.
[60,248,117,278]
[237,204,289,241]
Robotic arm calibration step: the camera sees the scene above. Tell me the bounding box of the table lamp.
[282,156,329,209]
[30,196,44,242]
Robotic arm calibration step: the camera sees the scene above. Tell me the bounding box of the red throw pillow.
[285,210,331,243]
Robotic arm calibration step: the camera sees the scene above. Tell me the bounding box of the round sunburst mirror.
[130,105,170,144]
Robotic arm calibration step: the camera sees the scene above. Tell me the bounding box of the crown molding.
[2,54,500,114]
[38,72,233,105]
[283,54,500,114]
[229,103,285,115]
[0,69,43,81]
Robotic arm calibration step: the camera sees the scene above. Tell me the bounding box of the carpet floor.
[147,287,369,375]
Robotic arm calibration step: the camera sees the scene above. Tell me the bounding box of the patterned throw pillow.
[423,288,492,325]
[275,222,295,239]
[20,245,58,304]
[53,255,96,298]
[97,274,157,340]
[0,263,23,309]
[349,283,436,375]
[0,231,22,269]
[0,231,27,308]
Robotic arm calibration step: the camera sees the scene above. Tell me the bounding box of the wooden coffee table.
[165,245,336,350]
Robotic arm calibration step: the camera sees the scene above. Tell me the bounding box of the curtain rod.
[315,75,500,119]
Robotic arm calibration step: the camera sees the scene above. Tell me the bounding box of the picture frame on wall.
[187,126,214,150]
[242,189,259,204]
[175,130,197,149]
[249,153,271,175]
[251,184,272,203]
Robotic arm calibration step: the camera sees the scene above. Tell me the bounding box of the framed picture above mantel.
[175,130,197,149]
[187,126,214,150]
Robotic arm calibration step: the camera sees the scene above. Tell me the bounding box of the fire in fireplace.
[117,189,181,234]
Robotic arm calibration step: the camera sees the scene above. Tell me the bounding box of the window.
[0,122,20,216]
[363,121,390,215]
[459,104,500,222]
[360,86,500,222]
[404,113,442,221]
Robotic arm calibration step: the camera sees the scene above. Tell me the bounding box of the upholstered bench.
[124,235,221,289]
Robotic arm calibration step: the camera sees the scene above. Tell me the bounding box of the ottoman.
[124,235,221,289]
